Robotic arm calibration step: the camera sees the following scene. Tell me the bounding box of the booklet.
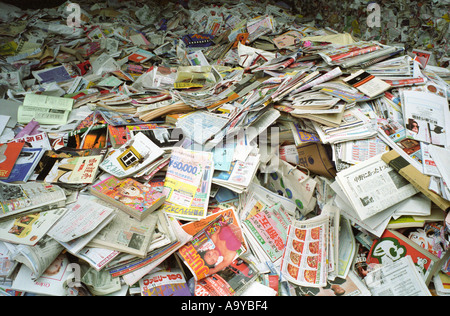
[343,70,391,98]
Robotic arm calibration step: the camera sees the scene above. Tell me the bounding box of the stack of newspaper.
[0,0,449,300]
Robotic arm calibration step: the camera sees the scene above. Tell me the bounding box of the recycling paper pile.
[0,0,449,297]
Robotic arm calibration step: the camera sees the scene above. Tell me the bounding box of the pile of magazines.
[0,0,449,298]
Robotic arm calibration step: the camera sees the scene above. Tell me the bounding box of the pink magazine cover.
[91,176,165,214]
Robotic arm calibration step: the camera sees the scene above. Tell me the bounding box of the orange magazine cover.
[0,142,25,179]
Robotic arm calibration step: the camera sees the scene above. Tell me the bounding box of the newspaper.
[10,235,64,280]
[335,154,418,221]
[81,266,122,296]
[87,207,159,258]
[364,256,431,296]
[280,213,329,288]
[162,147,214,221]
[47,198,116,255]
[0,181,67,219]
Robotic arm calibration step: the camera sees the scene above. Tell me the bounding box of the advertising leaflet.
[162,147,214,221]
[242,203,293,267]
[280,213,329,288]
[213,148,260,194]
[401,90,449,147]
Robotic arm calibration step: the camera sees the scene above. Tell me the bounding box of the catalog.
[280,213,329,288]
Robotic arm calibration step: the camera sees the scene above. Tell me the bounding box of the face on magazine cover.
[198,223,243,276]
[114,182,152,205]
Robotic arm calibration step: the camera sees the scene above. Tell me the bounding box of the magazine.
[99,132,164,179]
[90,176,166,221]
[139,268,191,296]
[193,259,259,296]
[317,42,382,65]
[178,214,246,281]
[11,253,72,296]
[2,147,45,183]
[366,229,450,285]
[280,213,329,288]
[162,147,214,221]
[11,235,65,281]
[335,154,418,221]
[0,142,24,179]
[0,181,66,219]
[40,155,103,185]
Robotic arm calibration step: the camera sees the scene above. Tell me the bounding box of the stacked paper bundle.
[0,0,448,300]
